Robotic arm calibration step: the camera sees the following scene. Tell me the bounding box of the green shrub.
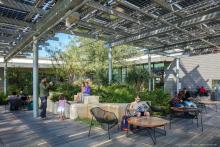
[51,82,171,115]
[139,89,171,114]
[126,67,149,92]
[0,92,8,105]
[50,92,61,102]
[50,83,80,102]
[92,84,136,103]
[93,85,171,114]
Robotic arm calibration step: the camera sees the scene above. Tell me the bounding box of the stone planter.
[47,99,71,118]
[84,96,99,104]
[47,98,151,122]
[70,103,88,120]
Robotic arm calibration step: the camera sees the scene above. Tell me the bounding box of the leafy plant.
[50,83,80,102]
[0,92,8,105]
[92,84,136,103]
[139,89,171,114]
[126,66,149,92]
[50,92,61,102]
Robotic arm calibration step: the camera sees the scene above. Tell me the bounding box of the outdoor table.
[170,107,203,132]
[127,116,169,144]
[198,99,219,112]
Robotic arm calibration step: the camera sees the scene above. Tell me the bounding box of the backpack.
[121,115,129,131]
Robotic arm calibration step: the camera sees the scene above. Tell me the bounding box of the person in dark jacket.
[183,88,197,108]
[183,88,191,101]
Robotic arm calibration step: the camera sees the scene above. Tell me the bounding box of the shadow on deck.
[0,105,220,147]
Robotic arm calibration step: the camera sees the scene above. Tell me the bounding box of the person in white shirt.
[130,95,150,117]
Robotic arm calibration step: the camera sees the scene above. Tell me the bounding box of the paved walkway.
[0,105,220,147]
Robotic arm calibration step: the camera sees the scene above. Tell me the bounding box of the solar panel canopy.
[0,0,219,61]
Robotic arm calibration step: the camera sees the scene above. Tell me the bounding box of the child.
[57,94,69,120]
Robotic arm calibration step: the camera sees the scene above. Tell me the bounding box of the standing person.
[8,92,20,111]
[39,77,53,119]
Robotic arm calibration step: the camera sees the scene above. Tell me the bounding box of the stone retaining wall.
[47,95,150,121]
[47,99,128,121]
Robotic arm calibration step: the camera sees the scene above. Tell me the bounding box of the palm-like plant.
[126,66,150,92]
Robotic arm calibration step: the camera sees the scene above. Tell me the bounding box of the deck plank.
[0,105,220,147]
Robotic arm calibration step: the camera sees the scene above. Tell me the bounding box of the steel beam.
[176,58,180,94]
[111,12,220,46]
[35,0,46,7]
[153,0,216,43]
[148,51,152,91]
[0,0,45,15]
[33,36,39,118]
[25,0,56,21]
[111,1,220,48]
[67,30,105,41]
[3,62,7,95]
[0,16,29,28]
[150,34,220,53]
[0,27,21,35]
[152,77,155,91]
[0,36,16,43]
[108,46,112,85]
[5,0,86,61]
[77,20,129,36]
[86,1,151,28]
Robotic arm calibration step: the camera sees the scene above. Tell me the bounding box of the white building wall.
[164,53,220,96]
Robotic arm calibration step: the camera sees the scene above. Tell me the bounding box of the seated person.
[171,91,184,108]
[76,82,85,103]
[183,88,191,101]
[81,81,91,102]
[83,81,91,95]
[19,90,29,106]
[19,90,27,101]
[8,92,21,110]
[130,95,150,117]
[183,88,197,108]
[8,92,17,101]
[199,86,206,96]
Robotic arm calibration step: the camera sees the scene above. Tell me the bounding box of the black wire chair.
[88,107,119,139]
[169,104,203,132]
[191,98,207,113]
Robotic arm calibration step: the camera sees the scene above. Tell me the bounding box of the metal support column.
[148,51,152,91]
[153,77,155,91]
[3,62,7,96]
[33,36,39,118]
[108,46,112,85]
[176,58,180,94]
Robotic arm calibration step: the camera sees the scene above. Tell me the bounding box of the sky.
[38,33,75,58]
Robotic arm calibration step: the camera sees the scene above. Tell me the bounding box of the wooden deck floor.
[0,105,220,147]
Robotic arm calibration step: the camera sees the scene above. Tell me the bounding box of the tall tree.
[50,37,141,84]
